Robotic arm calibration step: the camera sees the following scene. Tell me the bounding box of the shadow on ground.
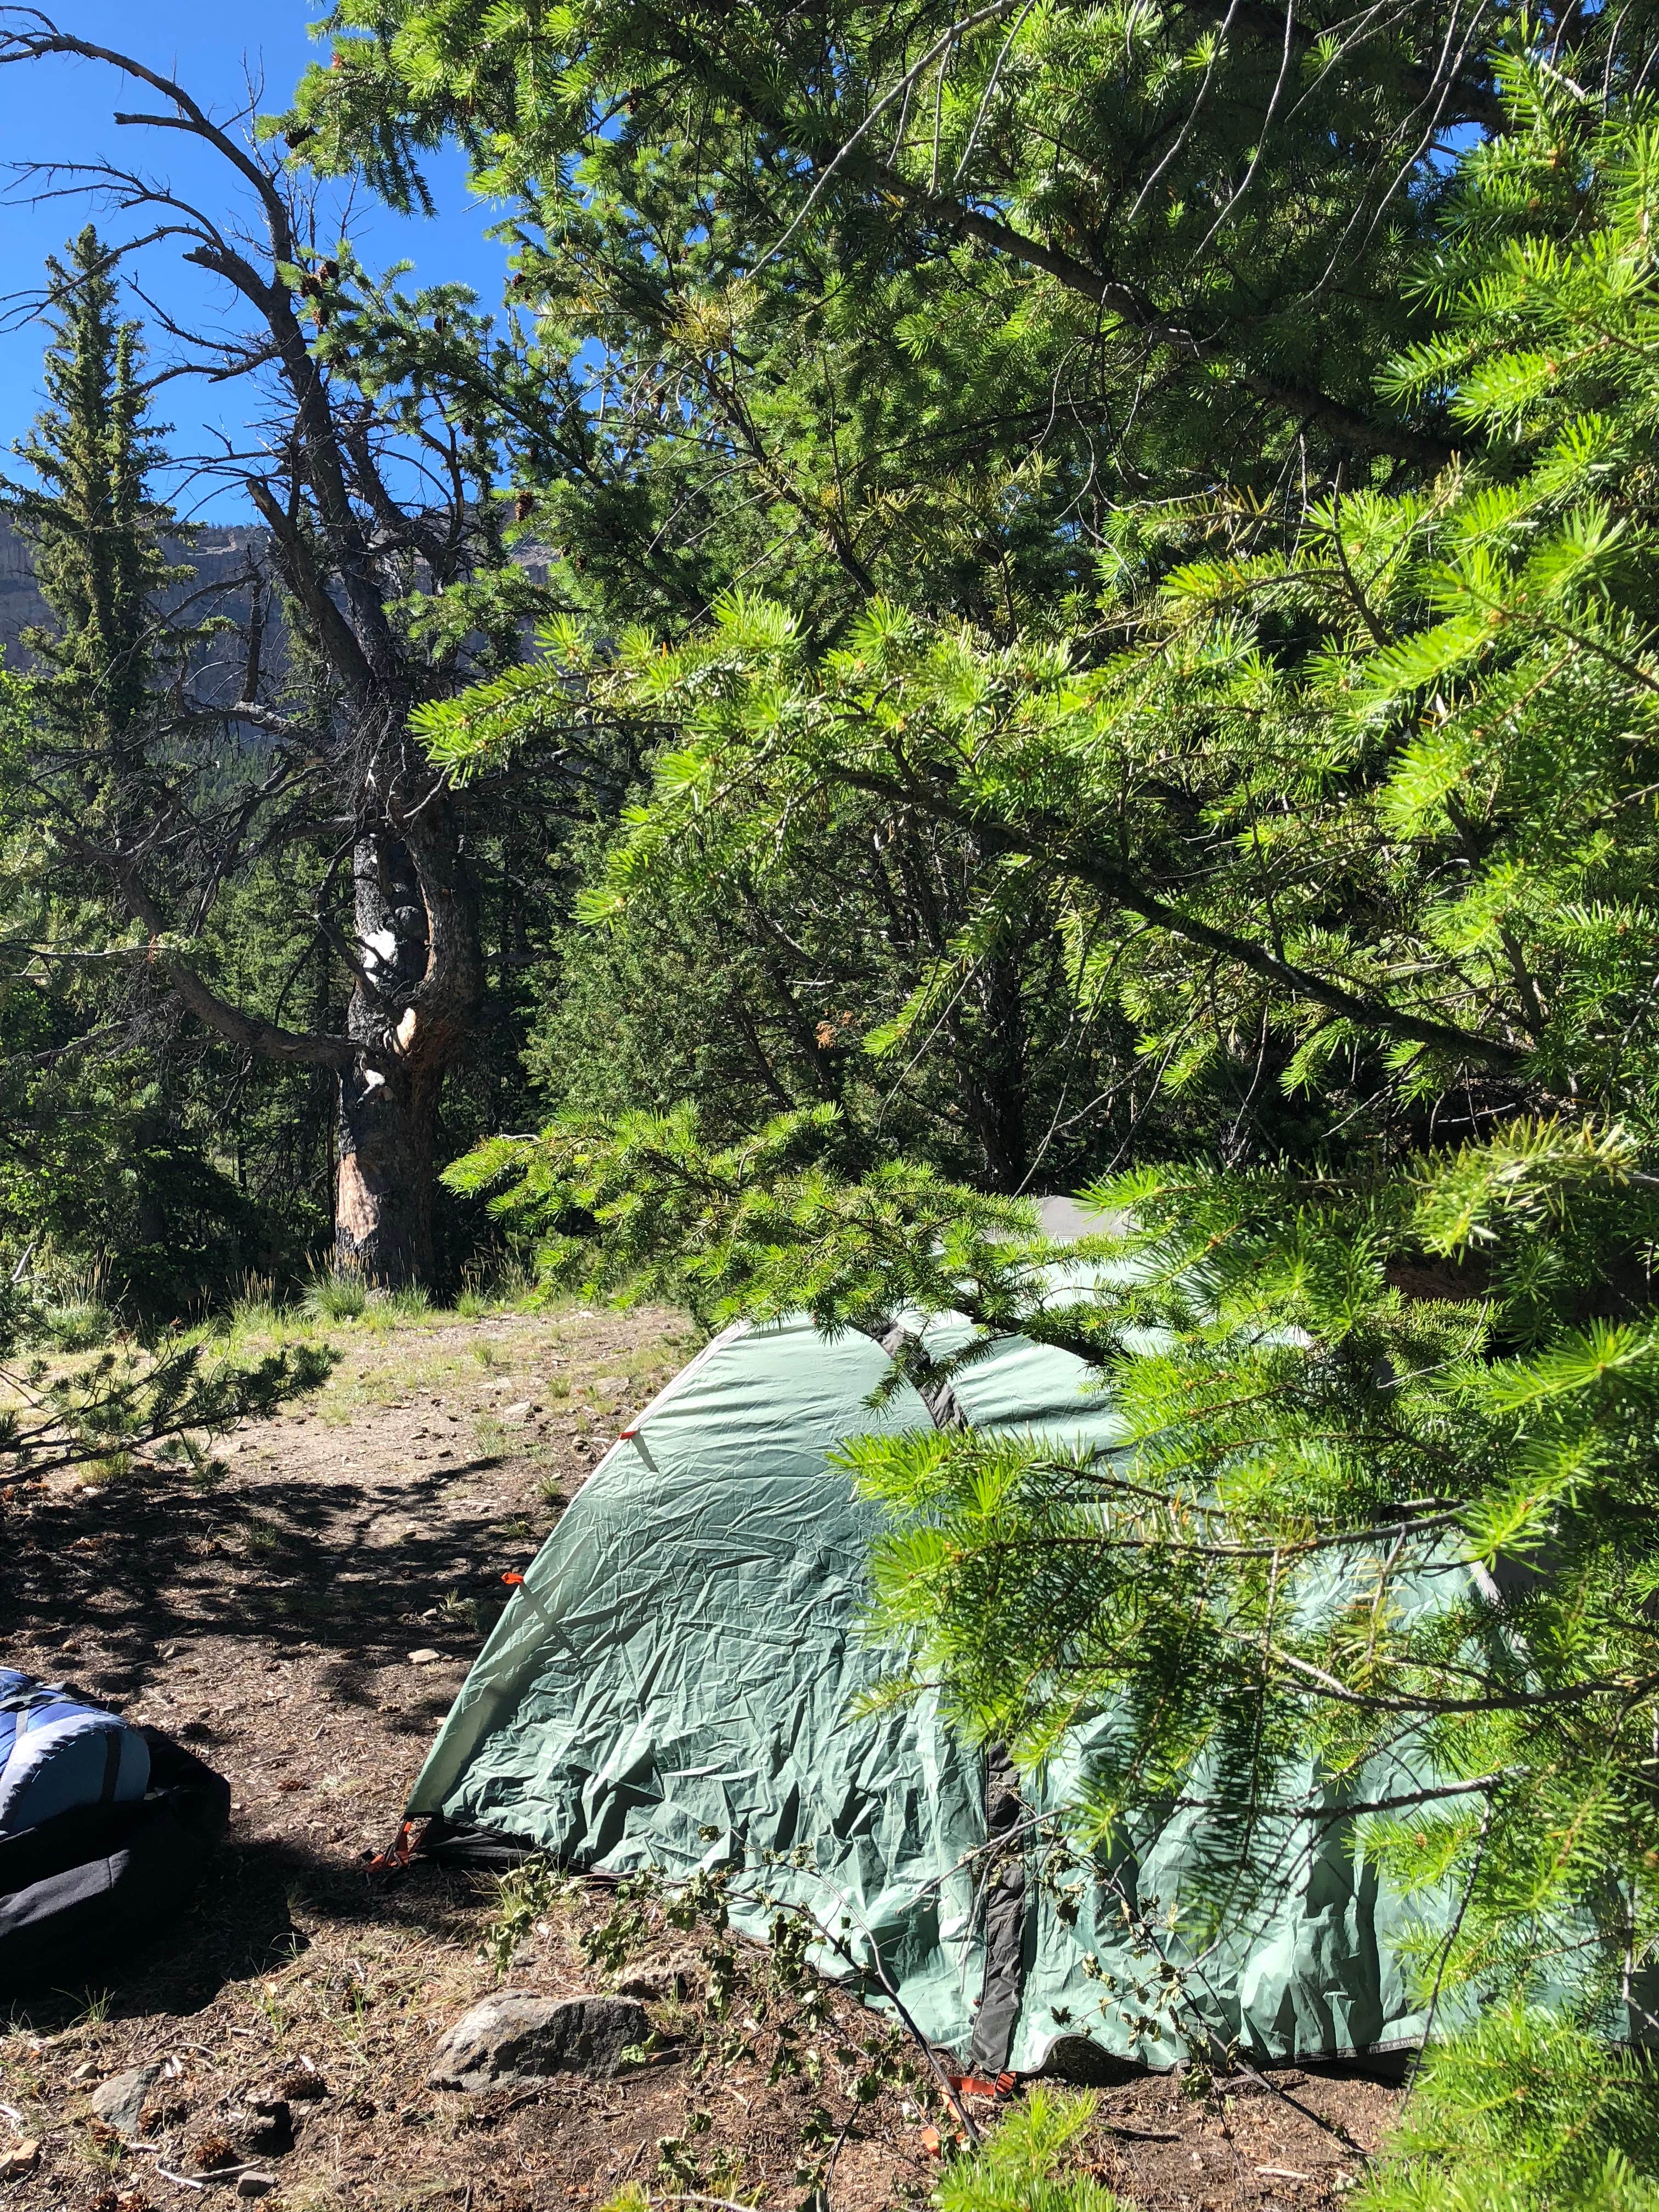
[7,1832,490,2035]
[4,1453,528,1699]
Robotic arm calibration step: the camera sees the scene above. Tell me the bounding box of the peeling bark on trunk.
[332,817,484,1288]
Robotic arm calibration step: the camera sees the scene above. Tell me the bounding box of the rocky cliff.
[0,513,266,667]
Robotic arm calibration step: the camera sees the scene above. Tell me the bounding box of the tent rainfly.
[405,1301,1499,2077]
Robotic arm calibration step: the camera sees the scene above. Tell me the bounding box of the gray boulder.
[428,1994,648,2091]
[90,2062,162,2139]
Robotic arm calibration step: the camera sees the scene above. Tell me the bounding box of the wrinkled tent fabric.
[409,1313,1475,2070]
[413,1321,985,2049]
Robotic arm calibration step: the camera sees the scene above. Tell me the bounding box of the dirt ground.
[0,1305,1403,2212]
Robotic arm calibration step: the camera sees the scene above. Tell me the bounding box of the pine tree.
[278,2,1592,1183]
[0,224,225,1304]
[431,52,1659,2169]
[0,234,331,1478]
[0,21,611,1292]
[4,224,184,750]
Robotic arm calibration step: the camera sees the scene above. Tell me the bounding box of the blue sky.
[0,3,510,518]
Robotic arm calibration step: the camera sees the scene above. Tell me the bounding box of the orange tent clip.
[947,2071,1016,2101]
[366,1819,417,1874]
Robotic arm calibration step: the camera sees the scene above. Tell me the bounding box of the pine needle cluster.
[437,65,1659,2084]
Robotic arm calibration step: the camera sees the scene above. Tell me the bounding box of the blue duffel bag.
[0,1670,150,1835]
[0,1668,230,1996]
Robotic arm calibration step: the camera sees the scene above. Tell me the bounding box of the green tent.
[409,1309,1458,2073]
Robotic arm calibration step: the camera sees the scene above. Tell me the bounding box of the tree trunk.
[332,822,481,1288]
[968,952,1029,1193]
[335,1054,442,1289]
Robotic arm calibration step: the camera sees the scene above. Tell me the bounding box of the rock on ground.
[428,1994,649,2091]
[89,2062,162,2140]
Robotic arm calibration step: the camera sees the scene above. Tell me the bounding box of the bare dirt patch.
[0,1304,1402,2211]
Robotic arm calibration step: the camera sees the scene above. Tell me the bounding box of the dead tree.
[0,14,588,1286]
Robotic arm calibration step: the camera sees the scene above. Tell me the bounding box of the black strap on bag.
[0,1729,230,1998]
[0,1685,65,1715]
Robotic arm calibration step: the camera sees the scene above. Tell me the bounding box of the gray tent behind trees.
[405,1251,1494,2075]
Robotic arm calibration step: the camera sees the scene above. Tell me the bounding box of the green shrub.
[937,2088,1123,2212]
[1356,2008,1659,2212]
[35,1295,115,1351]
[482,1853,574,1976]
[19,1256,118,1350]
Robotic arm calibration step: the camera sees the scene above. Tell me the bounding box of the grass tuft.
[303,1271,368,1323]
[482,1853,574,1977]
[229,1272,287,1335]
